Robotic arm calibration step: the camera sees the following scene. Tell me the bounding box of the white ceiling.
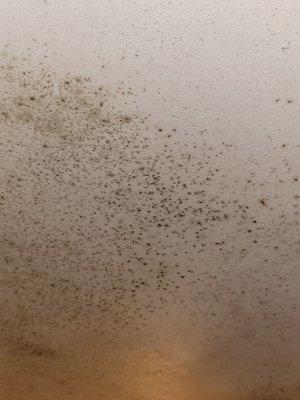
[0,1,299,399]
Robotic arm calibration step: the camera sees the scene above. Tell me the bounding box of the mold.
[0,55,299,399]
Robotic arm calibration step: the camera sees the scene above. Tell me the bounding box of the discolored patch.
[0,54,299,400]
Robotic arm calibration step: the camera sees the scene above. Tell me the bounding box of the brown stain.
[0,54,299,399]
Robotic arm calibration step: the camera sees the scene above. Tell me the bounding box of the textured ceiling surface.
[0,1,299,399]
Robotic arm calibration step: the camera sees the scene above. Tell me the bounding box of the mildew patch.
[0,55,299,400]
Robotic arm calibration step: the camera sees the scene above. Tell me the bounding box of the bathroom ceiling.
[0,1,299,399]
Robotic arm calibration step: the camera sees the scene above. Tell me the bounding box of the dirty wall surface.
[0,1,299,399]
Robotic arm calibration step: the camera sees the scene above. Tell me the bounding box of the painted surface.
[0,1,299,399]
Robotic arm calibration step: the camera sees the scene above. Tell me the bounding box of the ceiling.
[0,1,299,399]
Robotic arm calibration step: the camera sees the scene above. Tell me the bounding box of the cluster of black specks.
[0,56,299,400]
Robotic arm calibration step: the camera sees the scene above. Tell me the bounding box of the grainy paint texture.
[0,1,299,399]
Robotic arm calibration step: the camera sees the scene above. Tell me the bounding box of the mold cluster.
[0,56,299,400]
